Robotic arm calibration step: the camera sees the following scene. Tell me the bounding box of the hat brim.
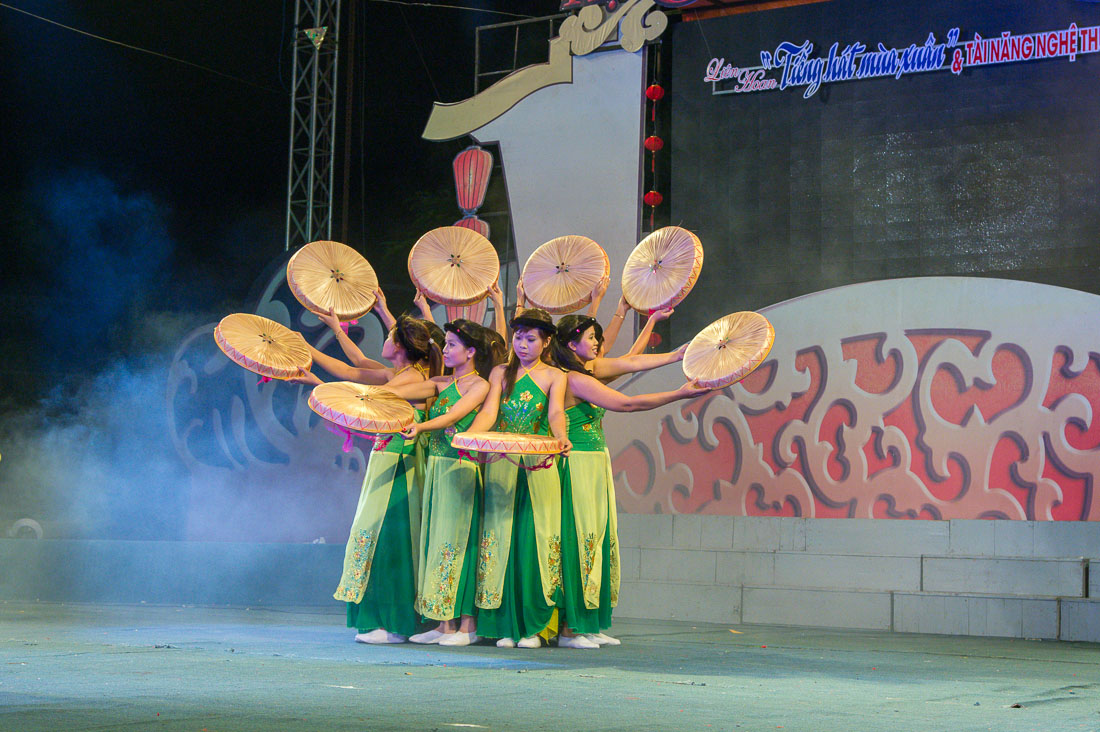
[510,315,556,334]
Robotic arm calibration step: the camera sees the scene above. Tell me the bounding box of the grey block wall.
[0,539,345,607]
[615,516,1100,642]
[2,519,1097,643]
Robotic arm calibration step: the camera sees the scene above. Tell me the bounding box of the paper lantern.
[454,215,490,240]
[453,146,493,214]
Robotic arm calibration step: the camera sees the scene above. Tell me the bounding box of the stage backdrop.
[608,0,1100,520]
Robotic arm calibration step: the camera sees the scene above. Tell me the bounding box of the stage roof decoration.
[422,0,676,141]
[560,0,696,8]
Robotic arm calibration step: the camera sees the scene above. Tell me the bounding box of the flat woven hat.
[621,226,704,313]
[451,431,562,455]
[287,240,378,321]
[682,311,775,389]
[521,235,610,314]
[214,313,312,380]
[308,382,417,434]
[408,226,500,306]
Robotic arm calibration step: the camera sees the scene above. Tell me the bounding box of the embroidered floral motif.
[476,530,501,607]
[546,534,562,594]
[609,535,620,605]
[582,423,594,433]
[420,543,459,617]
[334,530,374,601]
[581,531,598,587]
[500,387,546,434]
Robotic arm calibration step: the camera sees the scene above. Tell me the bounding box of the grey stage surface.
[1,602,1097,731]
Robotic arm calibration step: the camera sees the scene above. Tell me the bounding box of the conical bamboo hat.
[287,240,378,321]
[451,431,563,455]
[682,311,775,389]
[621,226,704,313]
[214,313,312,380]
[308,382,416,434]
[521,235,610,314]
[407,226,500,306]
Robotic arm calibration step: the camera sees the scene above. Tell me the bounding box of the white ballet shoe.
[409,629,446,644]
[557,634,599,649]
[355,629,406,644]
[438,631,479,647]
[355,629,388,644]
[585,632,621,646]
[516,635,542,649]
[495,637,516,648]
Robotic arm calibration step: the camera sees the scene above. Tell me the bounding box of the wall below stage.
[614,515,1100,642]
[3,517,1098,643]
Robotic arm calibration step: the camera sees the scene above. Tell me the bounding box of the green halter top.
[498,371,549,435]
[565,400,606,451]
[427,380,478,458]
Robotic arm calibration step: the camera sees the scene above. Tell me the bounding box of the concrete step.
[922,556,1087,598]
[894,592,1059,639]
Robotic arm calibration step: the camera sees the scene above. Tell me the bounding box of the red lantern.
[453,146,493,213]
[643,190,663,207]
[644,135,664,152]
[453,215,490,239]
[645,84,665,101]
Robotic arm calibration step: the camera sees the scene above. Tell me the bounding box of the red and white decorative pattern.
[612,278,1100,521]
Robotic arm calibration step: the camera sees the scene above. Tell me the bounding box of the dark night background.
[0,0,557,536]
[0,0,558,404]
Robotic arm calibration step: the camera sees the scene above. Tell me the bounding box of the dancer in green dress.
[292,309,442,644]
[550,314,710,648]
[390,320,498,647]
[462,308,571,649]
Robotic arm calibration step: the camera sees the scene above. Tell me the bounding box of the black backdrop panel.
[669,0,1100,337]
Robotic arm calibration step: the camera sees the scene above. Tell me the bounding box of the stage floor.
[1,602,1097,731]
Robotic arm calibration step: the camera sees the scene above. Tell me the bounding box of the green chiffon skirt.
[559,451,614,634]
[346,465,423,637]
[477,468,558,641]
[418,459,480,622]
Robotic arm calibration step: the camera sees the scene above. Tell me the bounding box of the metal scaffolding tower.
[285,0,342,251]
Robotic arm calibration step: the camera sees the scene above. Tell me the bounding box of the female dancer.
[387,321,497,647]
[463,308,571,648]
[292,314,442,644]
[551,314,708,648]
[516,277,674,363]
[414,281,508,341]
